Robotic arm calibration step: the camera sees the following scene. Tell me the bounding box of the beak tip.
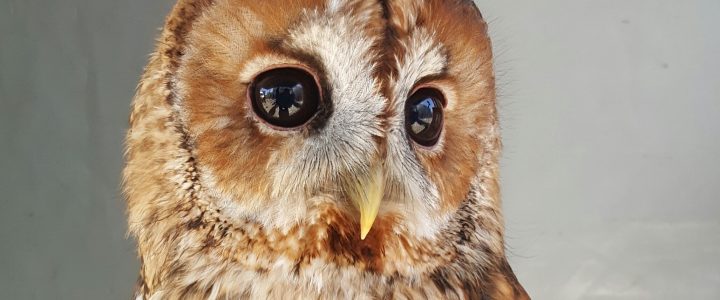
[360,223,371,240]
[360,229,369,240]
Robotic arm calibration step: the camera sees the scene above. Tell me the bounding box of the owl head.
[172,0,496,239]
[125,0,526,298]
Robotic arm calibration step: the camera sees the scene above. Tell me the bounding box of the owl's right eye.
[249,67,322,129]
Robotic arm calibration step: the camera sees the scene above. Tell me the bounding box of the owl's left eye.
[405,88,445,147]
[249,67,321,129]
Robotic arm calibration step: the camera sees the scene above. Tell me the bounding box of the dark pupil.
[251,68,320,128]
[406,89,444,146]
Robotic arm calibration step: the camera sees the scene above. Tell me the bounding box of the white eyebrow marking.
[392,28,447,112]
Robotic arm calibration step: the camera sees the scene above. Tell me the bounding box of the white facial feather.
[264,5,387,229]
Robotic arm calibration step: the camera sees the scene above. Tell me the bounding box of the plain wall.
[478,1,720,299]
[1,0,718,299]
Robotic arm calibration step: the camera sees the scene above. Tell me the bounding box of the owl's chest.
[144,263,457,300]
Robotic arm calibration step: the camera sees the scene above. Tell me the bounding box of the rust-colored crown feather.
[124,0,529,298]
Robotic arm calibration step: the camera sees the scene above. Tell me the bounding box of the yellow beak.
[347,166,384,240]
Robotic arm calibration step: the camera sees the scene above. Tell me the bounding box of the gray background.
[0,0,718,299]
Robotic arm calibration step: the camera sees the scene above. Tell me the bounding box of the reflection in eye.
[409,98,438,134]
[259,84,304,118]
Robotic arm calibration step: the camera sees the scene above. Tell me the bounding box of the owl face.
[173,0,494,241]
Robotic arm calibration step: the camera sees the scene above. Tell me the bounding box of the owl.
[123,0,528,299]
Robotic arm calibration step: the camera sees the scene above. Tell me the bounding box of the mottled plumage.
[124,0,529,298]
